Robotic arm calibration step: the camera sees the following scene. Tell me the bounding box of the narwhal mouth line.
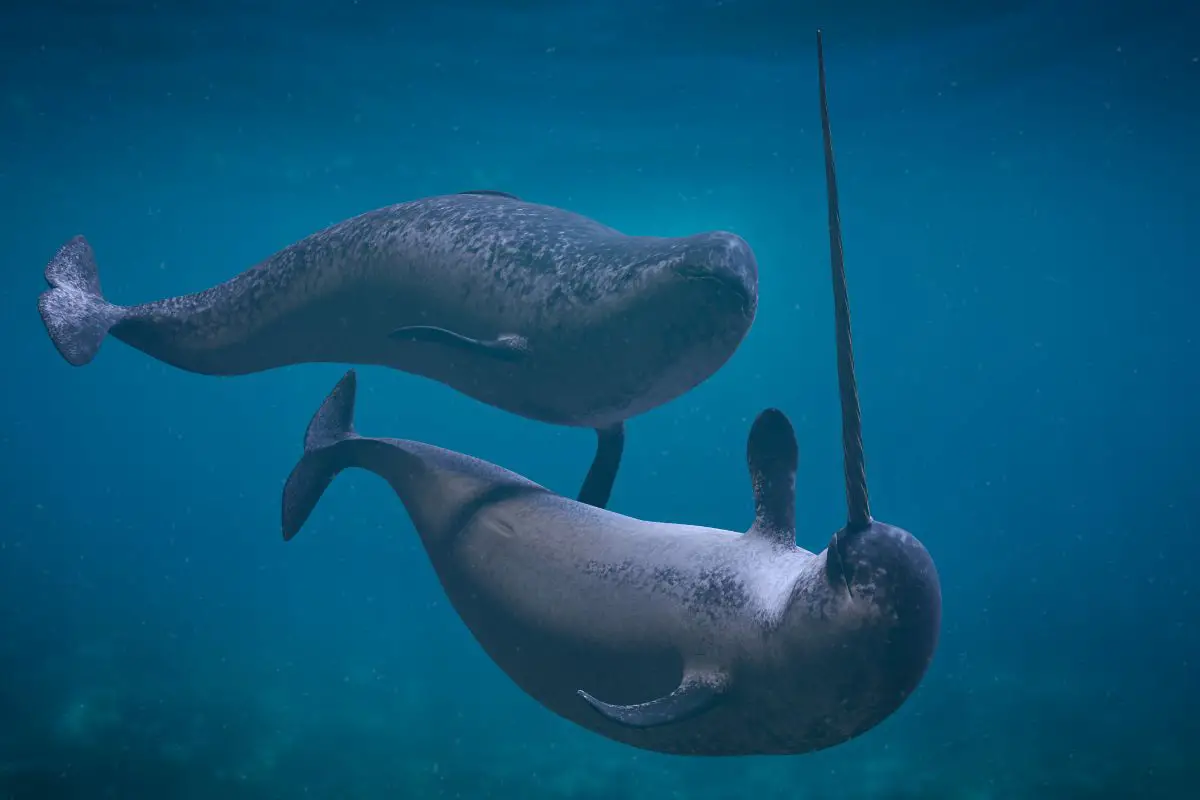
[827,530,855,597]
[674,265,755,313]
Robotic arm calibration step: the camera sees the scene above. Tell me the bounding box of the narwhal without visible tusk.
[278,30,941,755]
[38,185,759,511]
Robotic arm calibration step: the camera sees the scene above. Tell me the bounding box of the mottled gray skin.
[285,371,942,756]
[38,192,757,429]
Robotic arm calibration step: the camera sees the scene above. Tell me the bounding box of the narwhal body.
[284,371,938,755]
[37,190,758,509]
[280,32,941,757]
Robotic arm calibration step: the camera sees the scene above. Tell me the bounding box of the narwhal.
[278,31,941,756]
[38,189,758,510]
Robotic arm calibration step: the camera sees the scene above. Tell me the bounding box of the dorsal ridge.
[745,408,798,546]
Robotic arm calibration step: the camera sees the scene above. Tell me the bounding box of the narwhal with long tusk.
[278,30,941,756]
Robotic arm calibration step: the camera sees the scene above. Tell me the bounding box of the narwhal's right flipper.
[576,422,624,509]
[577,670,729,729]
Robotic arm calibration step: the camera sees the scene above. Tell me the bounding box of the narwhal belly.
[420,493,776,754]
[432,541,900,756]
[112,279,428,375]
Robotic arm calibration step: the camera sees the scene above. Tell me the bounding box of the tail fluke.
[282,369,361,541]
[38,236,125,366]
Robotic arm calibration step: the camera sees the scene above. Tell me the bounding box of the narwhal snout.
[673,232,759,316]
[826,520,942,695]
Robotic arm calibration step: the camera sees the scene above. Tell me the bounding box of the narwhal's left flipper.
[577,670,729,728]
[576,422,624,509]
[388,325,530,362]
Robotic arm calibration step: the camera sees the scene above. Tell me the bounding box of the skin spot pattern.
[583,560,751,621]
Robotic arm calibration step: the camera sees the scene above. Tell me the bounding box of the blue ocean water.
[2,0,1197,797]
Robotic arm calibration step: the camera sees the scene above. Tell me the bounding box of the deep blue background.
[2,1,1197,797]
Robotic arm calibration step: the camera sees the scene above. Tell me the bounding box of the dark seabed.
[1,0,1197,797]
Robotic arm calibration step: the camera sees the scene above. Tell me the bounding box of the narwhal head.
[581,229,759,424]
[626,228,758,322]
[745,405,941,722]
[743,30,941,749]
[667,230,760,320]
[812,24,941,722]
[641,228,759,379]
[820,516,942,698]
